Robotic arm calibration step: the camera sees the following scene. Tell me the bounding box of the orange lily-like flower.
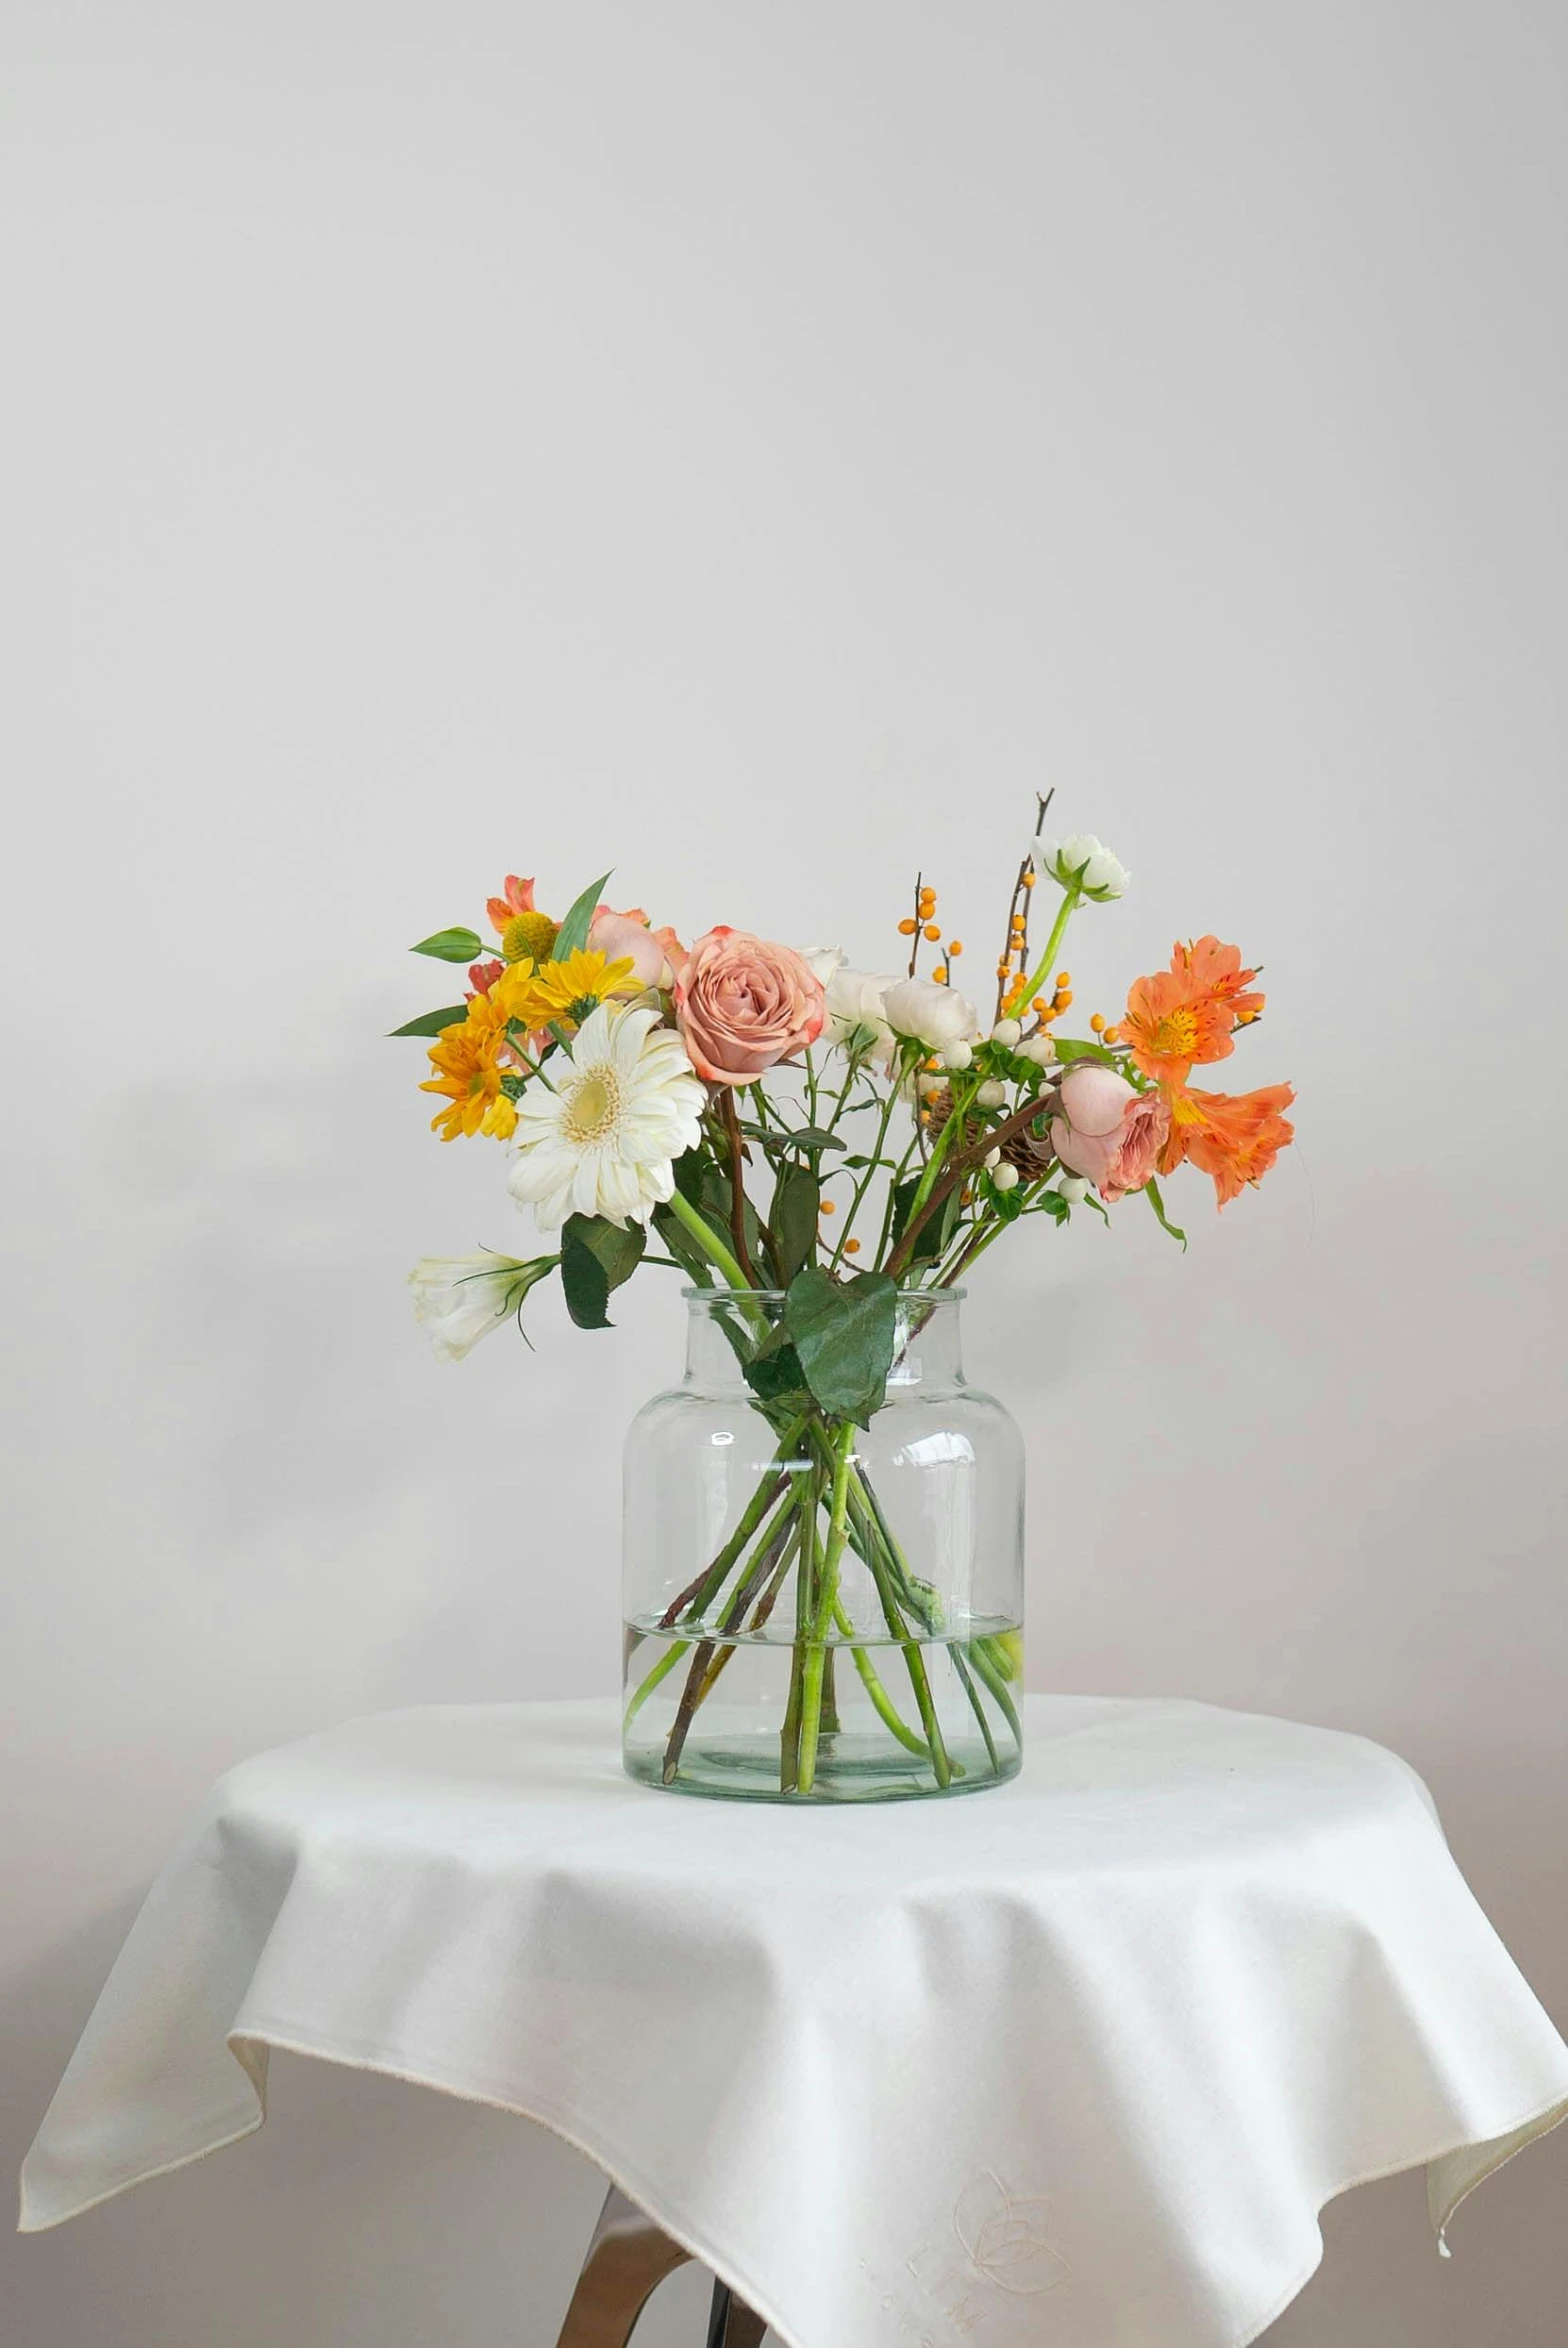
[1171,935,1264,1021]
[1119,936,1265,1081]
[1159,1082,1296,1208]
[486,874,536,934]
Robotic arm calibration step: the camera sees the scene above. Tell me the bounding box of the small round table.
[20,1696,1568,2348]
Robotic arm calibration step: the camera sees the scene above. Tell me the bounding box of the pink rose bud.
[589,911,672,992]
[1057,1063,1137,1135]
[674,927,827,1087]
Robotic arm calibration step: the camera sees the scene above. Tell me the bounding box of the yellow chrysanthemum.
[529,949,637,1025]
[419,996,518,1142]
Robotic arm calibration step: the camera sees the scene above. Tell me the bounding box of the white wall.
[4,4,1564,2342]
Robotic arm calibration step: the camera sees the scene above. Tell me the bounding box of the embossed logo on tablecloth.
[862,2170,1069,2341]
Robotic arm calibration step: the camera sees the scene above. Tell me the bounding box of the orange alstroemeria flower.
[1158,1082,1296,1208]
[1171,935,1265,1022]
[486,874,537,935]
[1120,936,1265,1081]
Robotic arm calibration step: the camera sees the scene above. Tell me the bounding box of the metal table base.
[554,2183,767,2348]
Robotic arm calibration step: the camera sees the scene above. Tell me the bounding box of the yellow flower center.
[502,911,559,964]
[564,1067,620,1143]
[1150,1007,1199,1059]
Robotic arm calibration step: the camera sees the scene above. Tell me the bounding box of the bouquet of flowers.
[399,801,1293,1798]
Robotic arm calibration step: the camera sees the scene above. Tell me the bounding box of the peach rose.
[674,927,826,1086]
[1051,1069,1170,1203]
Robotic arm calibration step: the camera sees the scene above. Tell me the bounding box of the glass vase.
[622,1288,1024,1802]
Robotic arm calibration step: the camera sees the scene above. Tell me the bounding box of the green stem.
[622,1637,689,1731]
[830,1597,930,1756]
[664,1184,752,1294]
[795,1421,857,1794]
[655,1419,806,1631]
[830,1081,900,1271]
[1017,883,1081,1014]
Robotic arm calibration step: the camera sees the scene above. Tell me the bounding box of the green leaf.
[560,1228,613,1328]
[890,1174,958,1267]
[563,1213,646,1293]
[1054,1036,1125,1070]
[1035,1187,1070,1223]
[651,1200,711,1285]
[553,869,613,961]
[770,1162,820,1286]
[743,1332,809,1408]
[388,1004,467,1038]
[410,927,485,963]
[785,1267,897,1427]
[737,1122,846,1155]
[1144,1176,1187,1250]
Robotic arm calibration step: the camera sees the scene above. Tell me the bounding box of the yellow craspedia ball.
[502,911,558,964]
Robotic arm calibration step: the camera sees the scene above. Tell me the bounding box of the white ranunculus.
[801,944,846,990]
[824,964,899,1051]
[1031,831,1129,902]
[881,976,981,1052]
[408,1254,552,1362]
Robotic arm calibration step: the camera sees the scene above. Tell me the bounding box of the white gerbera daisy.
[507,1003,705,1231]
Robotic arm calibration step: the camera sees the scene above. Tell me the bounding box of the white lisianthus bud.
[983,1145,1002,1169]
[409,1253,553,1362]
[990,1017,1022,1047]
[1031,831,1129,902]
[1058,1176,1089,1205]
[992,1163,1020,1193]
[882,976,982,1052]
[975,1079,1007,1108]
[942,1038,973,1071]
[1019,1036,1057,1067]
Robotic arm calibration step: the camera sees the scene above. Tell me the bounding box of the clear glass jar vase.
[622,1288,1024,1802]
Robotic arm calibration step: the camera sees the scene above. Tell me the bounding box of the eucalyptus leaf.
[388,1004,467,1038]
[560,1229,613,1328]
[785,1267,897,1427]
[553,869,613,960]
[410,927,484,963]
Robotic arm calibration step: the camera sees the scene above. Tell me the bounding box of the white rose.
[881,976,981,1051]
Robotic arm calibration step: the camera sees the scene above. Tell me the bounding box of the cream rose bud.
[975,1079,1007,1108]
[588,911,670,992]
[990,1017,1022,1047]
[881,976,981,1052]
[1019,1037,1057,1068]
[992,1163,1020,1193]
[1057,1062,1136,1135]
[1059,1176,1089,1204]
[942,1038,973,1071]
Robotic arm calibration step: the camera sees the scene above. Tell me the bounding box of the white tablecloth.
[20,1696,1568,2348]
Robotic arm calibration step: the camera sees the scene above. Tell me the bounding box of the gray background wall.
[4,4,1564,2342]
